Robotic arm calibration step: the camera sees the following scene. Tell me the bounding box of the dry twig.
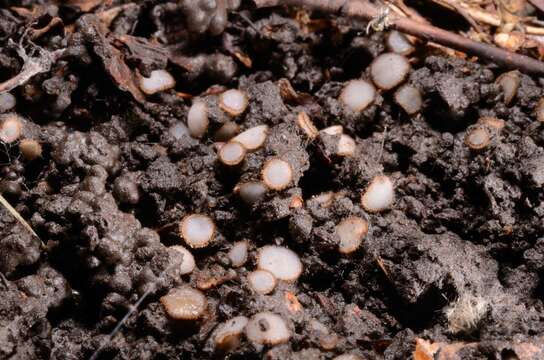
[254,0,544,75]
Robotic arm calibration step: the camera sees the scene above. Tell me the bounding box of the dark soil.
[1,1,544,359]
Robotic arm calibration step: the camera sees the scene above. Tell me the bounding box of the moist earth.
[1,1,544,359]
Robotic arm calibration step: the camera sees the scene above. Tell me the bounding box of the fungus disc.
[257,245,302,281]
[337,134,356,157]
[220,89,248,116]
[169,245,196,275]
[465,127,490,150]
[237,181,267,205]
[386,30,415,55]
[0,93,16,112]
[180,214,215,248]
[336,216,369,254]
[0,114,22,143]
[213,316,249,351]
[394,85,422,115]
[340,80,376,112]
[245,312,291,345]
[219,141,246,166]
[160,286,207,320]
[232,125,268,151]
[248,270,277,294]
[228,240,249,267]
[187,101,209,139]
[370,53,411,90]
[361,175,395,212]
[139,69,176,95]
[261,158,293,191]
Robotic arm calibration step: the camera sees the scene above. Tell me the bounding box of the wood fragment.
[0,194,39,239]
[253,0,544,75]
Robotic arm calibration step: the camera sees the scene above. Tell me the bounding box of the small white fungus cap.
[160,286,207,320]
[232,125,268,151]
[320,125,343,136]
[248,270,277,294]
[245,312,291,345]
[337,134,356,157]
[370,53,411,90]
[169,122,190,140]
[336,216,369,254]
[218,141,246,166]
[394,84,422,115]
[0,114,23,143]
[139,69,176,95]
[169,245,196,275]
[333,354,364,360]
[179,214,215,248]
[228,240,249,267]
[220,89,248,116]
[187,101,209,139]
[261,158,293,191]
[257,245,303,281]
[0,92,16,112]
[386,30,415,55]
[213,316,249,351]
[340,80,376,112]
[361,175,395,212]
[236,181,267,205]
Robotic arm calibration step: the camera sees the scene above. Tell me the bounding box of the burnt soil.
[1,1,544,359]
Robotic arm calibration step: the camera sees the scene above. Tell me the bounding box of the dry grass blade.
[0,193,39,239]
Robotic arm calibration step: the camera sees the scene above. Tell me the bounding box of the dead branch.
[254,0,544,75]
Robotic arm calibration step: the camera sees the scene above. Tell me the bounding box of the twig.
[0,40,65,94]
[253,0,544,75]
[0,193,39,239]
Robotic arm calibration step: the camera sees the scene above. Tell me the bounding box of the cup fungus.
[261,158,293,191]
[497,70,520,106]
[160,286,207,320]
[231,125,268,151]
[337,134,356,157]
[248,269,277,294]
[169,245,196,275]
[235,181,268,205]
[336,216,369,254]
[0,114,23,143]
[536,98,544,122]
[339,80,376,112]
[465,127,491,150]
[169,122,190,140]
[361,175,395,212]
[386,30,415,55]
[139,69,176,95]
[370,53,411,90]
[479,116,505,130]
[296,111,319,139]
[214,121,240,142]
[228,240,249,267]
[219,89,248,116]
[333,354,364,360]
[394,84,422,115]
[218,140,246,166]
[0,92,16,112]
[179,214,215,248]
[212,316,249,351]
[320,125,343,136]
[257,245,302,282]
[187,101,209,139]
[245,312,291,345]
[19,139,42,160]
